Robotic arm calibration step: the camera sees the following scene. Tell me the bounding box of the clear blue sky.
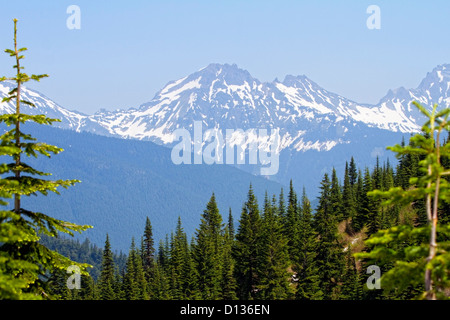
[1,0,449,115]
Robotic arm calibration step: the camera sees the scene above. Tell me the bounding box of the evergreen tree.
[259,192,292,299]
[142,217,156,296]
[330,168,343,222]
[98,234,116,300]
[169,217,197,299]
[340,246,362,300]
[221,219,237,300]
[233,184,263,300]
[342,162,357,225]
[123,238,148,300]
[363,168,380,236]
[152,263,171,300]
[0,19,91,299]
[357,102,450,300]
[284,180,300,262]
[296,189,322,300]
[314,173,344,299]
[278,187,286,225]
[349,157,358,186]
[192,193,224,299]
[227,208,235,240]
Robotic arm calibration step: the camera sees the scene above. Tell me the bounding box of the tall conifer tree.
[233,184,262,300]
[296,189,322,300]
[192,193,224,299]
[99,234,116,300]
[0,19,91,299]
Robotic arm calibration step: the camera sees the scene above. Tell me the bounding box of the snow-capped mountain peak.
[3,63,450,154]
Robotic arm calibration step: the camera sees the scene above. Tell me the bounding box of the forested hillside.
[18,123,285,251]
[45,138,446,300]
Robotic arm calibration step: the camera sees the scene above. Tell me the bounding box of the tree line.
[47,145,444,300]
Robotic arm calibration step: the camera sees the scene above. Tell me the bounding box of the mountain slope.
[2,63,437,154]
[17,124,284,251]
[377,64,450,125]
[85,63,423,150]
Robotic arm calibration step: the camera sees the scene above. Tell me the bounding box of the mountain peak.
[195,63,255,86]
[418,63,450,90]
[281,74,317,88]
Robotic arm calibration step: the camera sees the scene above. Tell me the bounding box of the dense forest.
[43,143,448,300]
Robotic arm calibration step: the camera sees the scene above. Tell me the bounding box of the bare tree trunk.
[425,131,441,300]
[13,20,21,215]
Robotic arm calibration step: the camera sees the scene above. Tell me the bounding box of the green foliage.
[192,193,225,299]
[0,19,91,300]
[356,102,450,300]
[295,189,322,300]
[233,185,263,300]
[258,193,292,299]
[314,173,345,299]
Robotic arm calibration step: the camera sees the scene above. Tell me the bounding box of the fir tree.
[315,173,345,299]
[296,189,322,300]
[259,192,292,299]
[0,19,91,299]
[233,184,263,300]
[192,193,224,299]
[342,162,357,225]
[284,180,300,262]
[340,246,362,300]
[221,219,237,300]
[98,234,116,300]
[330,168,344,222]
[142,217,156,296]
[123,238,148,300]
[227,208,235,240]
[169,217,196,299]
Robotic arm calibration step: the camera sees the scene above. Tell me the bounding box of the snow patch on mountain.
[3,63,450,156]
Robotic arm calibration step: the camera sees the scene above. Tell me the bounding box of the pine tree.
[363,167,380,236]
[123,238,148,300]
[152,263,171,300]
[227,208,235,240]
[142,217,156,296]
[221,219,237,300]
[340,246,362,300]
[192,193,224,299]
[98,234,116,300]
[258,192,292,299]
[330,168,343,222]
[296,189,322,300]
[233,184,263,300]
[284,180,300,262]
[123,239,138,300]
[169,217,197,299]
[314,173,345,299]
[0,19,91,299]
[342,162,357,225]
[278,187,286,225]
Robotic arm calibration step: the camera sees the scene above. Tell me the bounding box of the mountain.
[4,63,448,149]
[377,64,450,126]
[83,63,424,148]
[3,63,439,149]
[3,63,449,193]
[16,123,285,251]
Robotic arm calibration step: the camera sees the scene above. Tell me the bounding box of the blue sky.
[1,0,449,114]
